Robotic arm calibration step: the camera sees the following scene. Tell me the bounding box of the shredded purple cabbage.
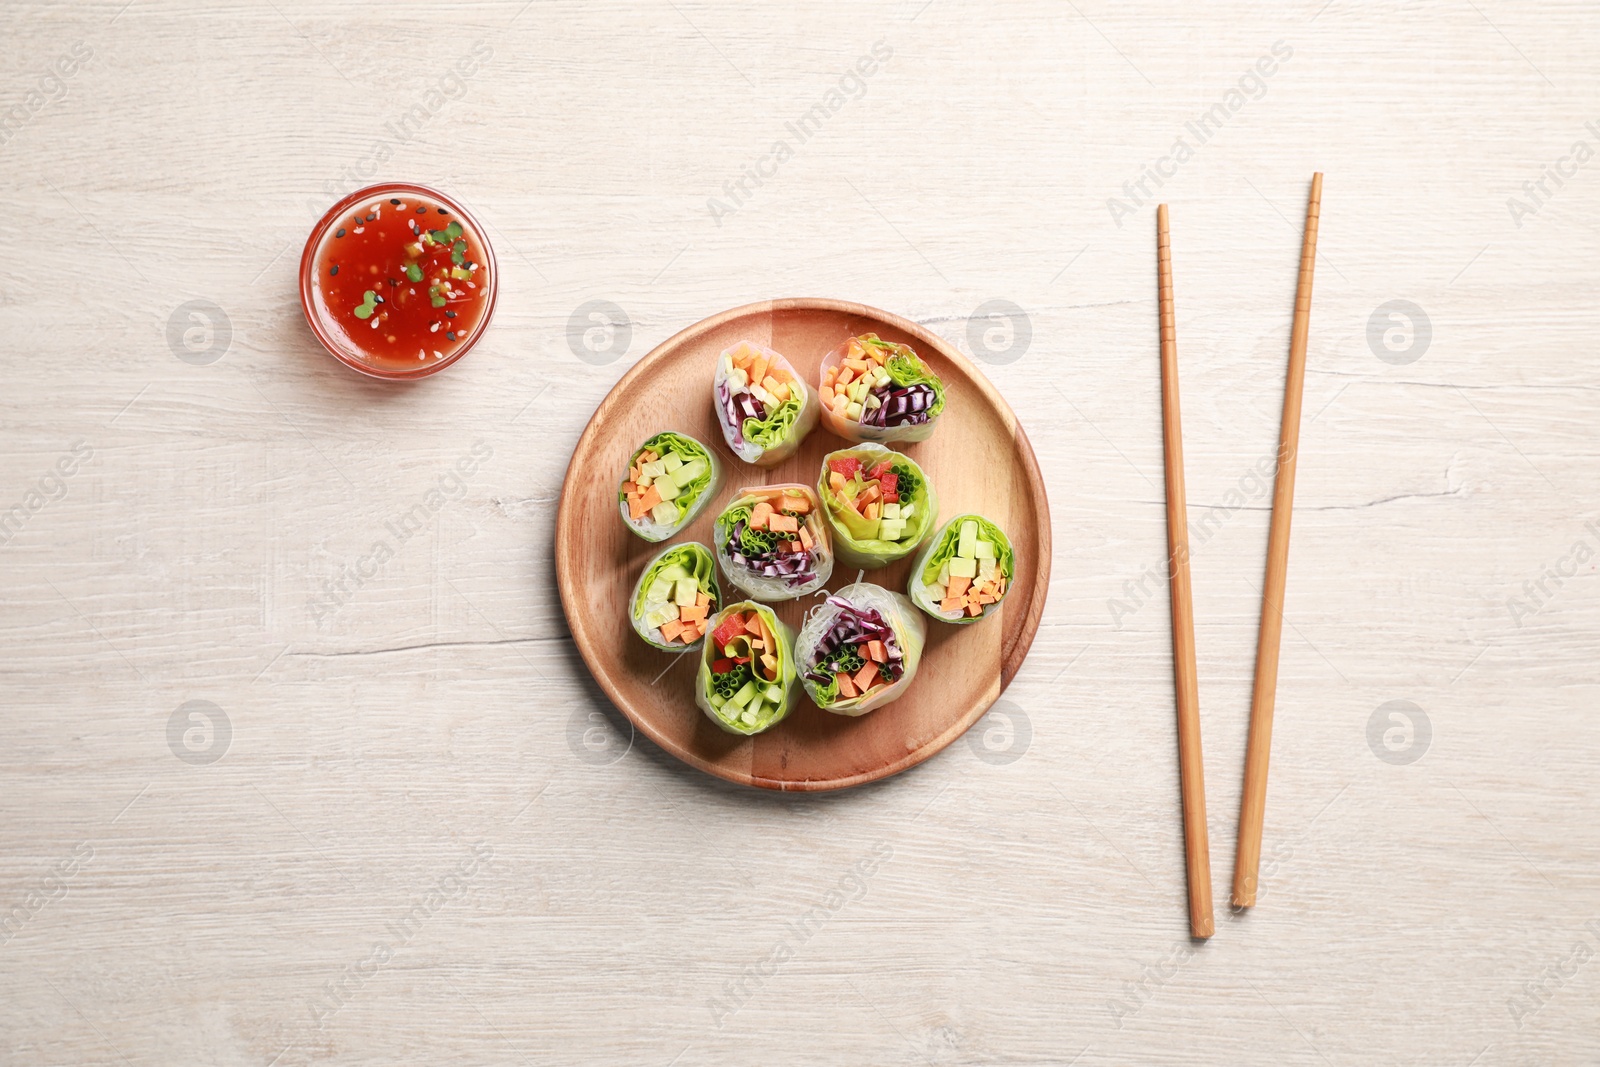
[859,383,935,428]
[717,380,766,448]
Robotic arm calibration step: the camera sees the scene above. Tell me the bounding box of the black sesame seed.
[330,265,339,275]
[445,310,456,318]
[437,208,448,214]
[365,213,376,221]
[335,228,345,238]
[446,332,456,341]
[416,206,427,213]
[374,295,384,303]
[389,198,401,204]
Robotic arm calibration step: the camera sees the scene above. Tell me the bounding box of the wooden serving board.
[555,298,1050,791]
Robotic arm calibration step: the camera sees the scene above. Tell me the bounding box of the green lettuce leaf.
[742,395,802,450]
[716,504,775,557]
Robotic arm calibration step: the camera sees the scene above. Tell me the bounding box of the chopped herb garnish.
[352,290,379,320]
[445,221,463,240]
[405,263,423,282]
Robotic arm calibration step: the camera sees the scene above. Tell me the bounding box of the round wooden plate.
[555,298,1050,791]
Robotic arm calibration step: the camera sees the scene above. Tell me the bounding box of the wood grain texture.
[2,2,1599,1065]
[555,299,1050,790]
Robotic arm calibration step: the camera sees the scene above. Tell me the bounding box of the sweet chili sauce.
[302,185,496,378]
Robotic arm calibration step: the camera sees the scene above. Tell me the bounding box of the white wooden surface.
[3,2,1598,1063]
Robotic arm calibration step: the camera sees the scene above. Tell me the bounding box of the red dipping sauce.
[300,183,497,379]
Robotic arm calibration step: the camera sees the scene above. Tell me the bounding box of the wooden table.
[3,2,1596,1063]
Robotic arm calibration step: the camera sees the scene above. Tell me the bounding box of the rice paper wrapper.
[713,341,820,467]
[618,431,723,543]
[713,484,833,602]
[817,336,945,445]
[795,582,927,716]
[696,601,798,736]
[907,514,1016,626]
[816,443,939,571]
[629,541,721,652]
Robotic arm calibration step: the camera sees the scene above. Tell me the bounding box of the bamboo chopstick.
[1232,172,1323,909]
[1156,204,1213,939]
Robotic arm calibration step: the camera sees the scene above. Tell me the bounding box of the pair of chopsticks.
[1156,173,1323,938]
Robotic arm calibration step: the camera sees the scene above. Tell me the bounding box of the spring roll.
[713,340,819,467]
[713,484,833,601]
[796,583,926,716]
[619,431,722,542]
[907,514,1015,624]
[696,601,798,735]
[816,443,938,570]
[818,333,946,444]
[630,542,721,651]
